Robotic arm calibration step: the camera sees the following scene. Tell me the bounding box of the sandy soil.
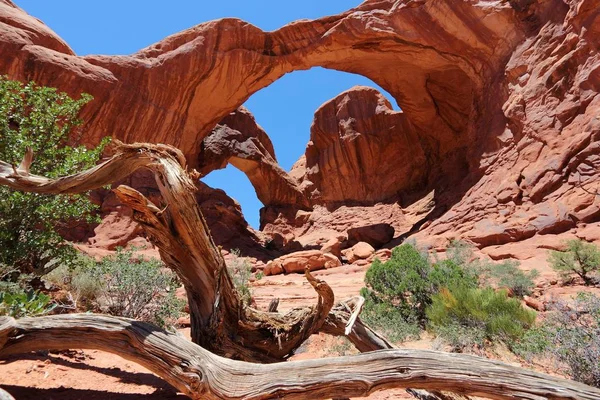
[0,252,595,399]
[0,263,421,399]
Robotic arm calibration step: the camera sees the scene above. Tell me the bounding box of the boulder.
[352,242,375,260]
[320,236,346,258]
[347,224,395,248]
[264,250,341,276]
[524,296,545,312]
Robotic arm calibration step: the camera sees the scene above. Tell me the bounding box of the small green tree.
[479,260,539,297]
[0,76,107,276]
[427,286,536,349]
[362,243,477,324]
[549,240,600,285]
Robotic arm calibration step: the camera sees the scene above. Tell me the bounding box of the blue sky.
[14,1,397,228]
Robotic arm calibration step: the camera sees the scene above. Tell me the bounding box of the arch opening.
[200,67,403,229]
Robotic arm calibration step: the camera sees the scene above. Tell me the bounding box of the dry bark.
[2,142,599,399]
[0,142,334,362]
[2,315,600,400]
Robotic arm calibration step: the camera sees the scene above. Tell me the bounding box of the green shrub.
[511,326,552,360]
[363,243,477,323]
[227,249,253,306]
[479,259,538,298]
[548,240,600,285]
[0,76,108,276]
[358,294,421,343]
[427,286,536,348]
[44,255,101,309]
[432,322,487,352]
[537,293,600,387]
[0,290,56,318]
[83,249,183,329]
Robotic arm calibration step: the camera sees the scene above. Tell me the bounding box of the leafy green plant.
[363,243,477,324]
[84,249,183,329]
[227,249,253,306]
[427,286,536,349]
[511,326,551,361]
[535,293,600,387]
[479,260,539,297]
[255,271,264,281]
[0,290,56,318]
[549,240,600,285]
[359,298,421,343]
[0,76,108,276]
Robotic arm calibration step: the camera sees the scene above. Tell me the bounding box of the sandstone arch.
[0,0,530,170]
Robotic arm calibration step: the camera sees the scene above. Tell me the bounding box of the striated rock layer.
[1,0,599,257]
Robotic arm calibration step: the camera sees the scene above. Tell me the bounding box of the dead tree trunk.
[2,315,600,400]
[1,142,599,399]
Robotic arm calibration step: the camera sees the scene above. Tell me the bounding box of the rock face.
[84,169,271,259]
[299,87,427,205]
[198,107,309,209]
[263,250,341,276]
[2,0,600,259]
[0,0,529,171]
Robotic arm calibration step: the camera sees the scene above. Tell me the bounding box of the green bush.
[0,290,56,318]
[0,76,108,276]
[479,259,538,298]
[358,296,421,343]
[43,255,101,307]
[511,326,552,360]
[537,293,600,387]
[76,249,183,329]
[227,249,253,306]
[363,243,477,324]
[427,286,536,348]
[432,322,487,352]
[548,240,600,285]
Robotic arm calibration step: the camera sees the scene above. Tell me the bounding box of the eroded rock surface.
[1,0,599,260]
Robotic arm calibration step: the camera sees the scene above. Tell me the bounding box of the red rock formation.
[1,0,599,259]
[198,107,309,208]
[0,0,532,172]
[263,250,341,276]
[412,0,600,250]
[300,86,427,205]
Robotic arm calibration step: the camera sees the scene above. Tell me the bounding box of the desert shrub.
[537,293,600,387]
[479,259,539,297]
[445,239,475,266]
[427,286,536,349]
[0,76,108,277]
[44,255,101,309]
[511,325,552,361]
[227,249,253,305]
[0,263,33,295]
[363,243,477,324]
[432,322,487,352]
[446,240,538,297]
[548,240,600,285]
[329,337,356,357]
[359,297,421,343]
[0,290,56,318]
[82,249,183,329]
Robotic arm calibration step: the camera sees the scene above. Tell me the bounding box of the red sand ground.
[1,255,596,399]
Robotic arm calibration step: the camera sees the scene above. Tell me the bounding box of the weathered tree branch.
[2,315,599,400]
[2,142,598,400]
[0,142,336,362]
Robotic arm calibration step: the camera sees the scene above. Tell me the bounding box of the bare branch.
[1,315,599,400]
